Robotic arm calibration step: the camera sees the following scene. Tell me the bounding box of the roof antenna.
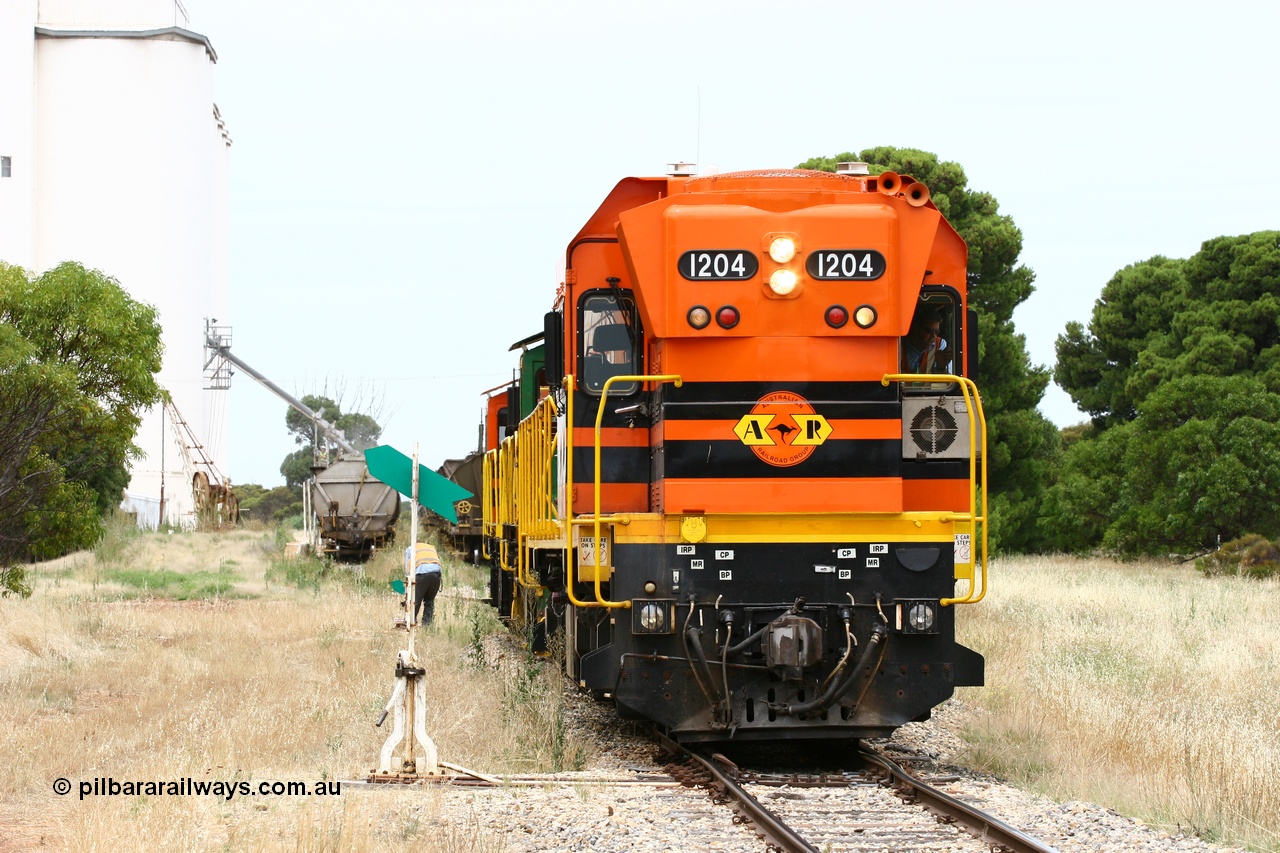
[696,85,701,175]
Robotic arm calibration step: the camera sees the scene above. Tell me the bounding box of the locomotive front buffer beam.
[613,593,983,743]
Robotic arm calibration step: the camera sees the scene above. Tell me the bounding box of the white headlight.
[769,236,797,263]
[908,603,935,632]
[640,603,665,632]
[769,269,798,295]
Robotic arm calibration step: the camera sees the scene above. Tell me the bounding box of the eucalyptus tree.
[0,261,163,591]
[799,149,1058,552]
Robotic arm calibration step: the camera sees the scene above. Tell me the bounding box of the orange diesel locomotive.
[480,165,988,743]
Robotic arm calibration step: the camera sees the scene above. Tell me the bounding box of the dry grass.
[0,522,584,852]
[957,554,1280,852]
[15,527,1273,851]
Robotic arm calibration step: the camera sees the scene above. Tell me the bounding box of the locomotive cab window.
[900,292,961,393]
[579,291,641,396]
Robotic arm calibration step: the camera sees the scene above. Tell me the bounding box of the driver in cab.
[901,305,954,374]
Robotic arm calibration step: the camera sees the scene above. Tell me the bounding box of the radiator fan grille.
[909,406,958,454]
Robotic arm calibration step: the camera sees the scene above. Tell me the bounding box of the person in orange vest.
[406,542,443,626]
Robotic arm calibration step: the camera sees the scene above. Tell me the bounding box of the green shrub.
[265,554,333,591]
[264,551,385,595]
[1,564,32,598]
[1197,534,1280,579]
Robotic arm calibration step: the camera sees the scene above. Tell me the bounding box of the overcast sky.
[191,0,1279,488]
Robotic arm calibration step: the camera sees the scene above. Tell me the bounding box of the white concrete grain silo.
[0,0,230,528]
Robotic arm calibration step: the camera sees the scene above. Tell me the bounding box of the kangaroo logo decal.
[732,391,832,467]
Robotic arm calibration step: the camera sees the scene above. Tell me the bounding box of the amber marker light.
[853,304,877,328]
[769,269,798,296]
[825,305,849,328]
[716,305,740,329]
[687,305,711,329]
[768,236,797,263]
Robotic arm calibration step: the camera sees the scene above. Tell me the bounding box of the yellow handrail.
[480,448,498,561]
[881,372,988,606]
[514,394,559,591]
[558,376,601,607]
[560,374,613,609]
[517,394,560,540]
[561,375,595,608]
[498,436,516,573]
[585,373,682,609]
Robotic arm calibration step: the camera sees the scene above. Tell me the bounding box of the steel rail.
[858,747,1061,853]
[681,745,818,853]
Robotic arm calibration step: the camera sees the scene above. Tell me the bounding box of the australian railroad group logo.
[732,391,833,467]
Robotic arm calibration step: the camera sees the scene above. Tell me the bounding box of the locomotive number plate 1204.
[805,249,886,280]
[678,250,759,280]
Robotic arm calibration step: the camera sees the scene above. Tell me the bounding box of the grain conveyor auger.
[203,320,358,457]
[203,320,405,557]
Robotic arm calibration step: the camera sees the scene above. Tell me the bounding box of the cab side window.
[580,292,640,395]
[900,294,961,390]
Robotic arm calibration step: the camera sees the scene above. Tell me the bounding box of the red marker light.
[826,305,848,328]
[716,306,740,329]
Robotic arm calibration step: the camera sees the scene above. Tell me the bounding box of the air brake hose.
[686,626,727,720]
[720,621,734,726]
[725,624,768,657]
[819,617,856,695]
[778,623,889,717]
[681,603,722,717]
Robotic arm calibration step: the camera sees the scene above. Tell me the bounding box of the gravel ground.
[395,639,1248,852]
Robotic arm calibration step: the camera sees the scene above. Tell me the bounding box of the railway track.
[355,664,1235,852]
[362,736,1062,852]
[665,736,1060,853]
